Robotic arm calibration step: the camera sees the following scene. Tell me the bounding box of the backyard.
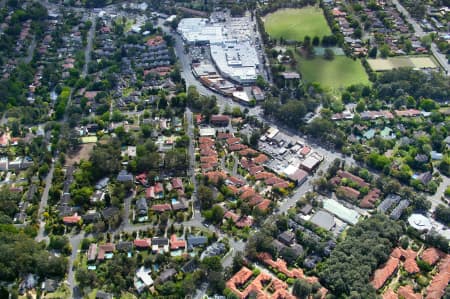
[263,7,332,41]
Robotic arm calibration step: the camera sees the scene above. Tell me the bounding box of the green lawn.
[263,7,332,41]
[295,55,370,93]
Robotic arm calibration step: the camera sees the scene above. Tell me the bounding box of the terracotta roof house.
[227,176,245,187]
[63,213,81,225]
[205,171,227,184]
[236,216,253,228]
[249,166,264,175]
[256,199,271,212]
[151,204,172,212]
[229,144,247,151]
[171,178,183,190]
[255,171,275,180]
[97,243,115,261]
[398,285,421,299]
[421,247,445,265]
[337,186,360,200]
[426,254,450,299]
[391,247,419,274]
[371,256,400,290]
[360,188,381,209]
[226,137,241,146]
[224,210,240,222]
[382,288,397,299]
[170,234,186,250]
[134,238,151,249]
[210,115,230,126]
[336,170,369,188]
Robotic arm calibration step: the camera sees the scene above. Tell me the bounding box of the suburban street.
[35,162,55,243]
[82,14,96,78]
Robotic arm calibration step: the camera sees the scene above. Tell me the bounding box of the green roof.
[323,199,360,225]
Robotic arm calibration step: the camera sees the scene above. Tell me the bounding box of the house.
[87,243,98,262]
[136,198,148,216]
[200,242,226,259]
[337,186,360,200]
[96,291,113,299]
[134,238,151,250]
[300,204,313,215]
[278,231,296,246]
[310,211,335,231]
[152,237,169,253]
[182,259,199,273]
[102,207,120,220]
[117,170,134,182]
[187,235,208,250]
[42,279,59,293]
[171,177,183,190]
[170,234,186,250]
[210,115,230,126]
[158,268,177,283]
[97,243,115,261]
[151,204,172,212]
[63,213,81,225]
[135,266,153,293]
[95,177,109,190]
[371,256,399,290]
[390,200,410,220]
[116,241,133,252]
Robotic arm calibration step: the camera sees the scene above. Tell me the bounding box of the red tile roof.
[382,289,398,299]
[398,285,421,299]
[391,248,419,274]
[229,144,247,151]
[205,171,227,184]
[338,186,360,200]
[426,254,450,299]
[170,234,186,250]
[336,170,369,188]
[98,243,115,260]
[249,166,264,175]
[226,137,241,145]
[371,256,399,290]
[256,199,271,211]
[171,178,183,189]
[151,204,172,212]
[253,154,269,165]
[421,247,445,266]
[360,188,381,209]
[63,213,81,224]
[224,211,240,222]
[134,238,151,248]
[255,172,275,180]
[146,35,165,47]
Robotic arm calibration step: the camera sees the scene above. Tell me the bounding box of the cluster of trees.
[319,215,403,298]
[0,224,68,282]
[187,86,218,122]
[374,69,450,102]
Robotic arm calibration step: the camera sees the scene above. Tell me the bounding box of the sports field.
[263,7,332,41]
[295,55,370,92]
[367,56,439,71]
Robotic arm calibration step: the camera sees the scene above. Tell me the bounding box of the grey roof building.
[390,200,410,220]
[378,194,401,213]
[310,211,336,231]
[136,198,148,216]
[187,235,208,250]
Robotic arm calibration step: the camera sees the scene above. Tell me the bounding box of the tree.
[312,36,320,46]
[435,204,450,226]
[355,99,366,113]
[293,279,312,299]
[369,47,378,59]
[379,44,390,58]
[198,185,213,210]
[323,48,335,60]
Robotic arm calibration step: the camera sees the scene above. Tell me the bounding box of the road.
[392,0,450,75]
[24,36,36,64]
[428,174,450,211]
[35,162,55,243]
[82,14,96,78]
[67,233,83,299]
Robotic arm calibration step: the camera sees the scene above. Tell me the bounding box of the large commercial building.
[178,16,260,84]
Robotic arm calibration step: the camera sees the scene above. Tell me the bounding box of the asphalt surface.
[35,162,55,243]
